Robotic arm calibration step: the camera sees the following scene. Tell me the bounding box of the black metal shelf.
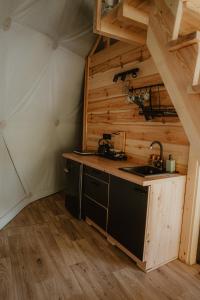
[128,83,178,120]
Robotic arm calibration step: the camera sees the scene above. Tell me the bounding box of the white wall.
[0,22,85,228]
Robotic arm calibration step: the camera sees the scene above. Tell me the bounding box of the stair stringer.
[147,8,200,265]
[147,21,200,150]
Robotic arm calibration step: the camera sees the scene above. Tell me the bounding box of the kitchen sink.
[119,165,166,177]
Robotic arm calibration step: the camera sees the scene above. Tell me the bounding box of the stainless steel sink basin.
[119,165,166,177]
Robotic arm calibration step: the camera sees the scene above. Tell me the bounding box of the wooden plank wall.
[84,41,189,174]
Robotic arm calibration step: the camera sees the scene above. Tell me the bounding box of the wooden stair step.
[101,4,120,24]
[97,1,148,46]
[181,1,200,35]
[188,84,200,94]
[171,1,200,40]
[101,0,149,29]
[168,31,200,52]
[117,1,149,29]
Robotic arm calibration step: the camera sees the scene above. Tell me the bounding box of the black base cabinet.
[63,158,185,271]
[64,159,84,220]
[108,175,148,260]
[64,161,148,261]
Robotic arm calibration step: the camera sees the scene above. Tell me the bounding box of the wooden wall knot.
[36,258,42,265]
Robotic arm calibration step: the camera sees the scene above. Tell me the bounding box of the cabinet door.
[108,175,148,260]
[64,159,82,219]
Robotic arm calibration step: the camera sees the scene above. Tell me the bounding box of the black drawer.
[84,165,109,183]
[85,196,107,231]
[83,175,108,208]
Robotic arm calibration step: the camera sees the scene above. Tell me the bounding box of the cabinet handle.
[64,168,70,173]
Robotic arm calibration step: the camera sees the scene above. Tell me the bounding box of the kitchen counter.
[62,152,186,271]
[62,153,186,186]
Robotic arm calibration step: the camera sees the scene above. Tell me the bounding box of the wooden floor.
[1,194,200,300]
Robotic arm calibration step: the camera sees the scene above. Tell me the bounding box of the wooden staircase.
[177,1,200,38]
[168,31,200,93]
[167,0,200,93]
[147,1,200,265]
[95,0,200,139]
[94,0,151,45]
[147,0,200,144]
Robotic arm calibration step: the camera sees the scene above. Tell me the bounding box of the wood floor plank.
[5,206,35,228]
[37,198,58,222]
[71,261,129,300]
[71,262,106,300]
[51,233,86,267]
[54,215,83,241]
[0,231,9,258]
[8,234,36,300]
[114,267,171,300]
[34,223,83,299]
[27,202,46,225]
[45,196,66,217]
[20,227,52,284]
[75,234,132,274]
[0,193,200,299]
[71,218,133,270]
[0,257,17,300]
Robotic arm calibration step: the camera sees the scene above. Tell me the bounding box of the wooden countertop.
[62,153,186,186]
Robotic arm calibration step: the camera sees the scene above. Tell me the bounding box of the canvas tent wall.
[0,0,95,228]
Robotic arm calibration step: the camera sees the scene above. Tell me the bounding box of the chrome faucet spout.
[149,140,164,169]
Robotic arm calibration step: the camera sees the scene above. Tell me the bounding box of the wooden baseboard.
[0,196,30,229]
[86,217,108,237]
[145,256,178,273]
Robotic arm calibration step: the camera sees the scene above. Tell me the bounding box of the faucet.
[149,140,164,170]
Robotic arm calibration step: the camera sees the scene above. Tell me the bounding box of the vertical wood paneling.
[84,41,189,173]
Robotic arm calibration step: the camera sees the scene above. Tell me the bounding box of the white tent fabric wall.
[0,0,95,228]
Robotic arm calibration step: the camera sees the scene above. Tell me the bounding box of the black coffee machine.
[97,134,127,161]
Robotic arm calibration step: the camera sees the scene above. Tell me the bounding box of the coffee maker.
[97,134,127,161]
